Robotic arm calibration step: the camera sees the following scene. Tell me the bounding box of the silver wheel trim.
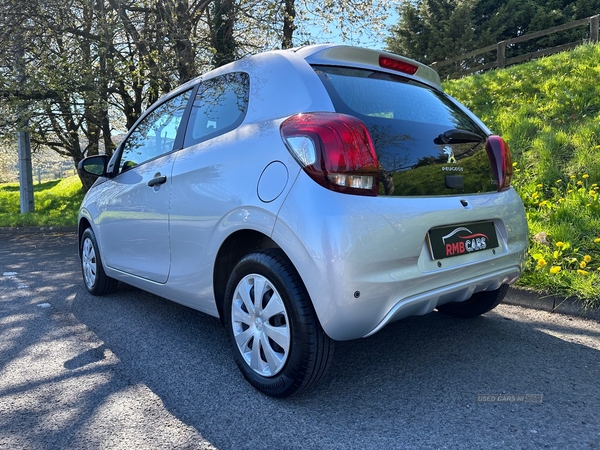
[231,273,291,377]
[82,237,97,289]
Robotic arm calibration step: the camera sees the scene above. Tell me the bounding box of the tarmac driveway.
[1,228,599,449]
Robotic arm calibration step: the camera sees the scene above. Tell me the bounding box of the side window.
[184,72,249,147]
[119,90,191,173]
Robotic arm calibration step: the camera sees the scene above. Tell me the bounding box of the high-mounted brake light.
[280,112,379,196]
[485,135,513,191]
[379,55,418,75]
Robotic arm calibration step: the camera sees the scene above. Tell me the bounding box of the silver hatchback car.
[78,44,528,397]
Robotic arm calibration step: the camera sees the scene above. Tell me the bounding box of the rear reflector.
[281,112,379,196]
[379,55,418,75]
[485,135,513,191]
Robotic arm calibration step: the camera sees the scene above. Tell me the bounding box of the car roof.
[170,44,441,96]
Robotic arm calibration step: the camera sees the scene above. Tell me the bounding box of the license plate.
[427,222,499,260]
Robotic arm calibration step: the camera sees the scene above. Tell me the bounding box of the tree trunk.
[282,0,296,49]
[211,0,237,67]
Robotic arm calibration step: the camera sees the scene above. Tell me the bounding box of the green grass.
[0,176,84,227]
[444,42,600,306]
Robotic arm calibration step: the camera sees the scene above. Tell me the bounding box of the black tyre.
[80,228,118,296]
[436,284,509,318]
[223,249,334,398]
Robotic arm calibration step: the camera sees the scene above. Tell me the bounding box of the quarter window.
[119,90,191,173]
[184,72,250,147]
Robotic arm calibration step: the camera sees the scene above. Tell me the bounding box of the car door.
[167,73,250,307]
[96,90,192,283]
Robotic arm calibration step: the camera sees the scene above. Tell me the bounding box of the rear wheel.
[80,228,118,296]
[436,284,509,318]
[223,249,334,398]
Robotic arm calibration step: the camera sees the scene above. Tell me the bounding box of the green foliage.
[444,43,600,304]
[387,0,600,70]
[0,176,83,227]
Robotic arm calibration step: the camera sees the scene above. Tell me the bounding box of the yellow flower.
[583,174,590,179]
[568,189,573,194]
[584,255,592,263]
[512,162,518,167]
[556,242,565,248]
[577,269,589,276]
[593,183,598,187]
[577,181,583,186]
[549,266,562,274]
[537,259,547,268]
[536,183,543,188]
[590,190,596,196]
[556,179,563,183]
[594,238,600,243]
[580,261,587,269]
[532,192,539,199]
[570,175,576,179]
[553,250,559,258]
[558,198,565,203]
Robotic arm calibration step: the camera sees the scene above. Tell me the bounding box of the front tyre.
[223,249,334,398]
[436,284,509,318]
[80,228,118,296]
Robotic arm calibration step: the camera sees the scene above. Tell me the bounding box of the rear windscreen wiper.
[435,128,484,144]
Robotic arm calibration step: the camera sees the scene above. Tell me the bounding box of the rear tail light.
[485,135,513,191]
[280,112,379,196]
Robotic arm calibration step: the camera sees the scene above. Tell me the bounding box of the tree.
[387,0,477,64]
[386,0,600,67]
[0,0,393,192]
[0,0,212,191]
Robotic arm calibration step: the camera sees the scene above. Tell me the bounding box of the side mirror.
[78,154,110,178]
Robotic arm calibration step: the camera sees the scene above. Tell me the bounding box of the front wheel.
[223,249,334,398]
[436,284,509,318]
[80,228,118,296]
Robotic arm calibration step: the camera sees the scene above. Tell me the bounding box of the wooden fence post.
[497,41,506,68]
[591,15,600,42]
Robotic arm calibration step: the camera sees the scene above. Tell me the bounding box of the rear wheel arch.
[213,229,281,323]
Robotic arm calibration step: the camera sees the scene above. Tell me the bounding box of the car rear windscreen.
[313,66,497,196]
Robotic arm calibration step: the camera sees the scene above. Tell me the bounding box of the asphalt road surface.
[1,228,599,449]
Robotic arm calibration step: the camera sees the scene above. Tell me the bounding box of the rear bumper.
[272,173,528,341]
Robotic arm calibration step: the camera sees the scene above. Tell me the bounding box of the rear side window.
[314,66,494,196]
[184,72,249,147]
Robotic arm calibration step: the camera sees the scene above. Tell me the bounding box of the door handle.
[148,174,167,187]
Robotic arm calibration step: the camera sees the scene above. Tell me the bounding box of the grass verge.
[444,42,600,306]
[0,176,84,227]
